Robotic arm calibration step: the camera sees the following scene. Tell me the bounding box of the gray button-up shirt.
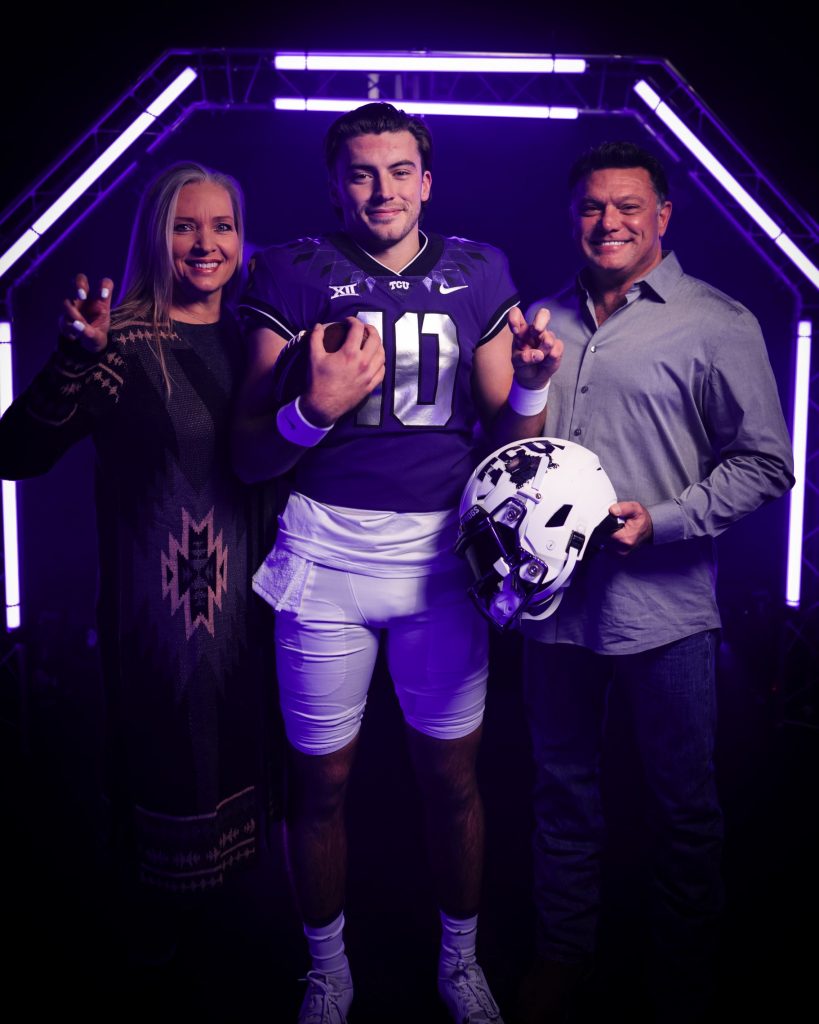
[522,251,794,654]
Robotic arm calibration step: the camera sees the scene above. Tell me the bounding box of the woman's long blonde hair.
[112,161,246,395]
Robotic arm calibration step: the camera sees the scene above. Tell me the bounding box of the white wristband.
[276,396,333,447]
[507,377,550,417]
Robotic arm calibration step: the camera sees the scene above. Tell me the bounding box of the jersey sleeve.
[472,242,519,345]
[238,240,327,341]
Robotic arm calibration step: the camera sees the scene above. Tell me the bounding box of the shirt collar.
[577,250,683,303]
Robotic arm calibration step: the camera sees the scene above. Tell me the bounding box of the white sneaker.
[297,969,354,1024]
[438,960,504,1023]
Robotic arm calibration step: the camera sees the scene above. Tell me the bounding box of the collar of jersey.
[328,230,445,278]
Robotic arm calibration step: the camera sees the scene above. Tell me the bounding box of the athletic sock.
[439,909,478,976]
[304,911,351,978]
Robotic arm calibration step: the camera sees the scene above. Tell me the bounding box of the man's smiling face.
[572,166,671,289]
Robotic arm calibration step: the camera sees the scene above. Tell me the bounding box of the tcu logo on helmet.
[477,439,561,488]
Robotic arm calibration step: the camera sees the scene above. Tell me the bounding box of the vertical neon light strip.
[0,322,20,630]
[786,320,812,607]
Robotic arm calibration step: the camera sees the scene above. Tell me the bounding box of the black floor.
[2,625,818,1022]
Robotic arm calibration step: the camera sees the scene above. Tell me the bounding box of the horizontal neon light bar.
[275,52,586,74]
[0,324,21,631]
[274,97,579,119]
[786,320,812,607]
[633,80,819,292]
[0,67,198,283]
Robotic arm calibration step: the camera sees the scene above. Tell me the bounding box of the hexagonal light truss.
[0,49,816,633]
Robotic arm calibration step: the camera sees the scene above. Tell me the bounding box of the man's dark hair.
[568,141,669,204]
[324,102,433,174]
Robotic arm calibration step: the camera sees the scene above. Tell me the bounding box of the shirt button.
[589,344,597,352]
[574,428,582,436]
[580,385,589,393]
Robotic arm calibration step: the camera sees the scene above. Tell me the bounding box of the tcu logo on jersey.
[330,284,359,299]
[389,280,410,291]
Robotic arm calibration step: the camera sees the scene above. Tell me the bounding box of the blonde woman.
[0,161,279,964]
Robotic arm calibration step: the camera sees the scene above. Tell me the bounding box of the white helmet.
[456,437,620,630]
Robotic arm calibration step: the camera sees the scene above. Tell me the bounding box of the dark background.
[1,1,817,221]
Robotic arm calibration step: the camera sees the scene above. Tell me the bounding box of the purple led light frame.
[787,321,812,607]
[0,49,815,624]
[0,67,198,283]
[274,52,586,73]
[0,321,20,630]
[273,96,579,118]
[633,80,819,290]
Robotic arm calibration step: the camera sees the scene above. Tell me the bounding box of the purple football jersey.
[239,232,519,512]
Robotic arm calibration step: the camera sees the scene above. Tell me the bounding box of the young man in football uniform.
[232,102,562,1024]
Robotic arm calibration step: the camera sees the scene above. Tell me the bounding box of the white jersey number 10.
[355,311,459,427]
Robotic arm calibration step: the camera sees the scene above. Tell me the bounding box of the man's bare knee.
[406,726,483,809]
[287,738,358,819]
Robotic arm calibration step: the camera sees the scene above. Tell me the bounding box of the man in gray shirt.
[517,141,794,1023]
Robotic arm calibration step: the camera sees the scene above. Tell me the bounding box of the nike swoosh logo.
[439,284,469,294]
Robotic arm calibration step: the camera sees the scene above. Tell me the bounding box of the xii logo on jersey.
[330,283,360,299]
